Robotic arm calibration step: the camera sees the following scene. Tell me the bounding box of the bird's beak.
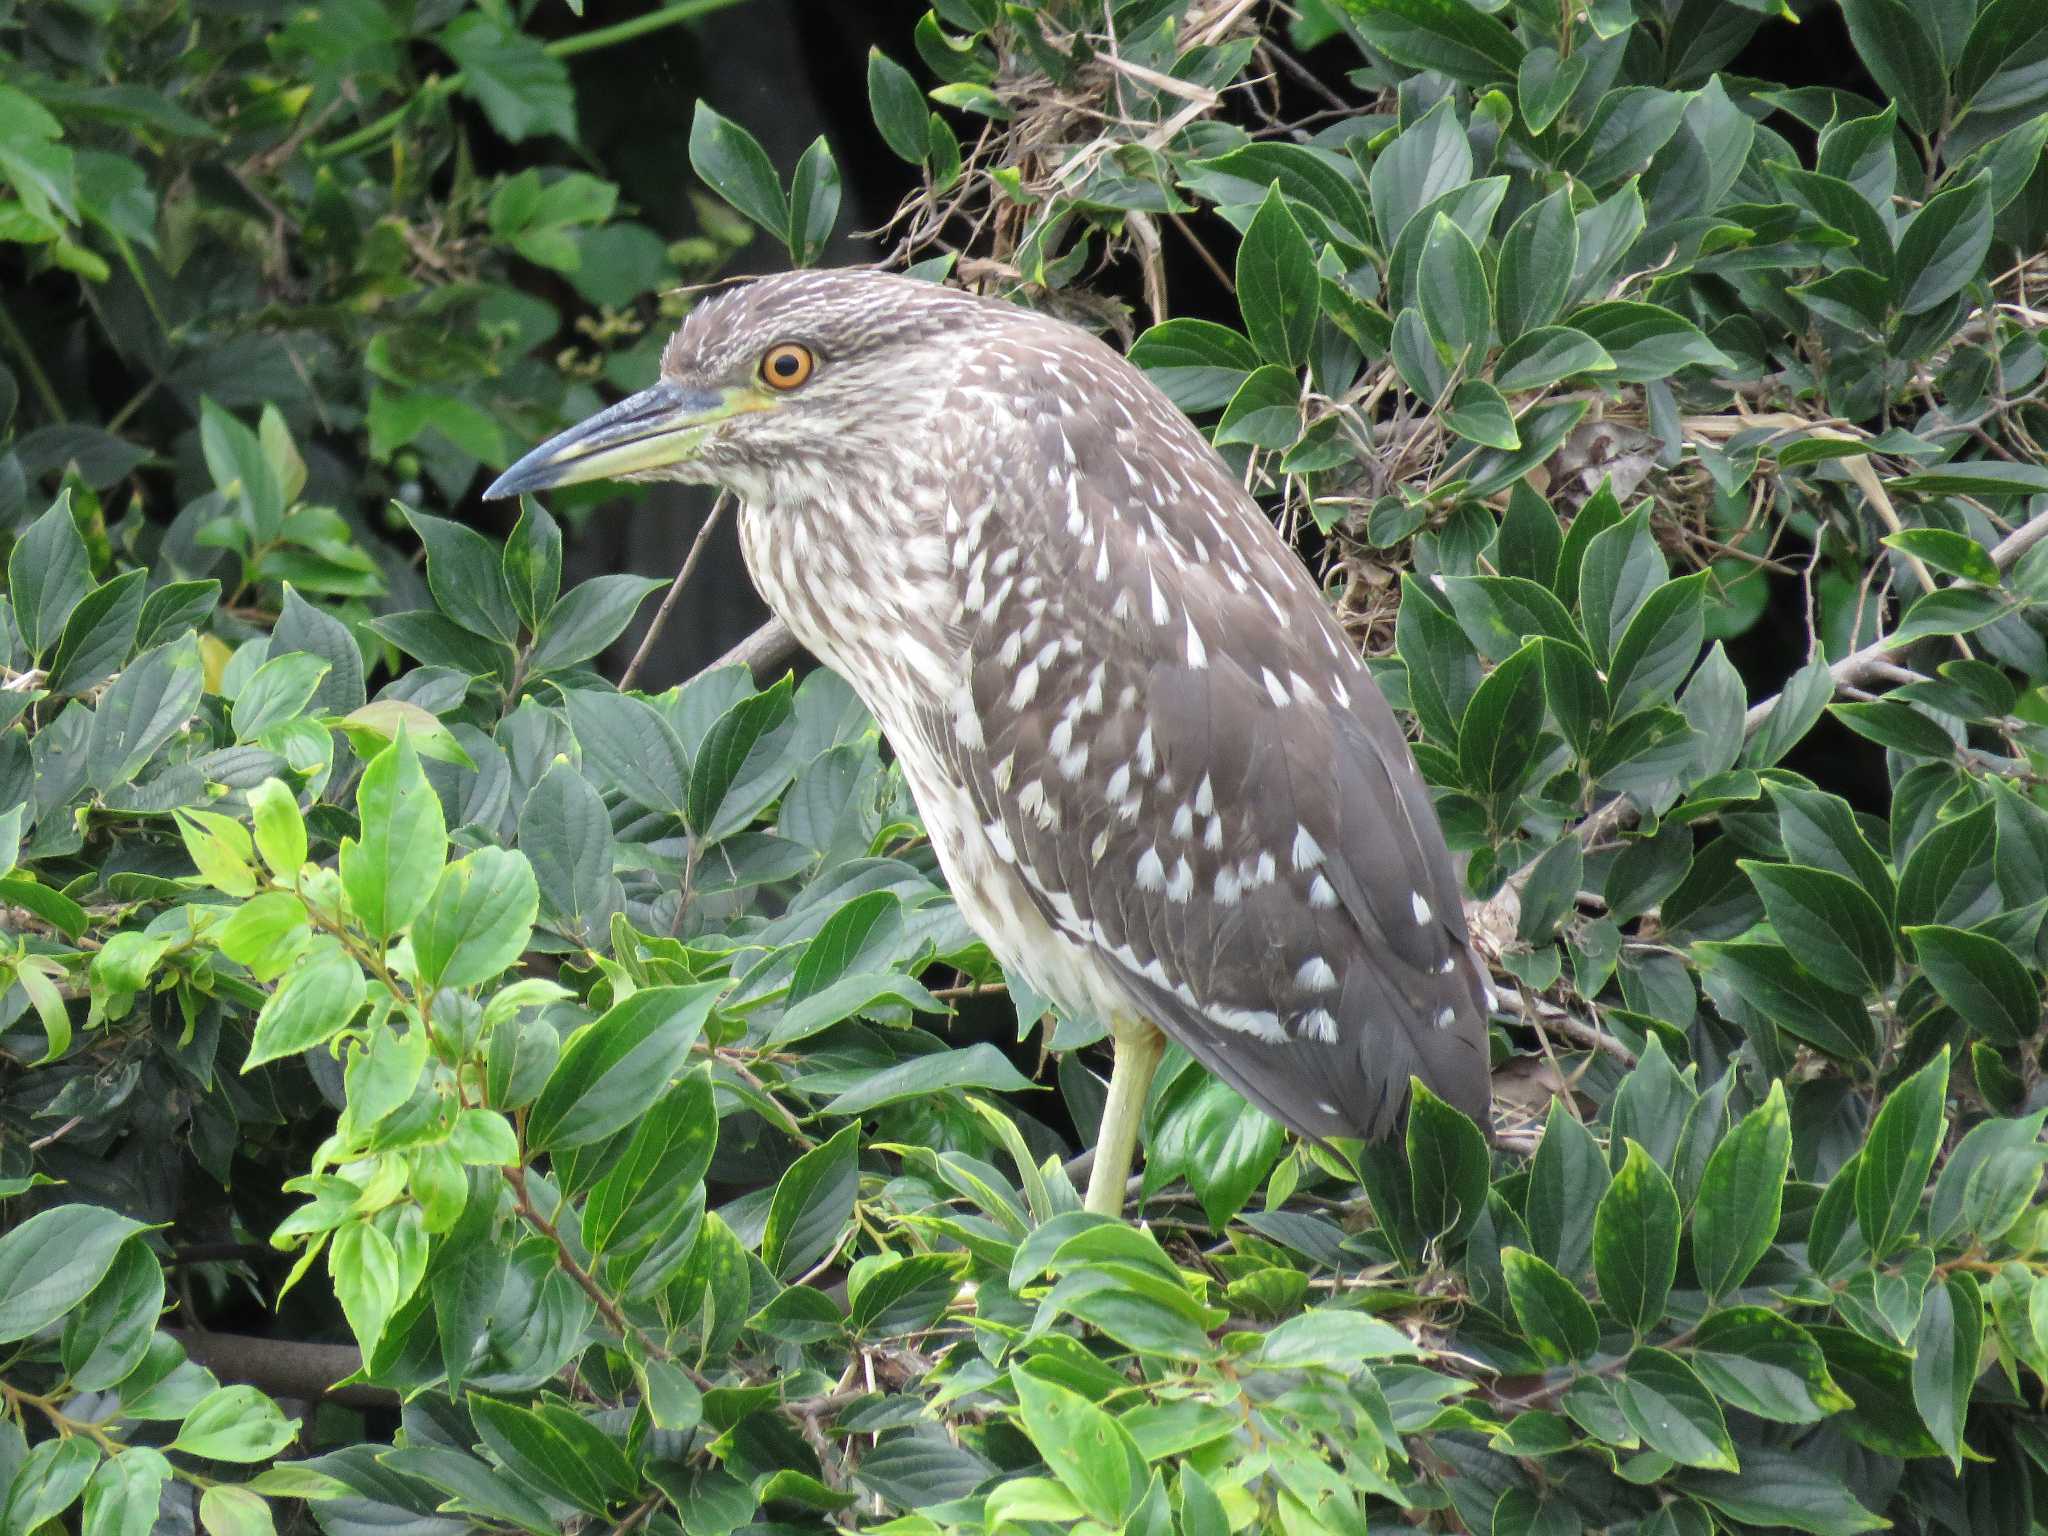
[483,380,752,499]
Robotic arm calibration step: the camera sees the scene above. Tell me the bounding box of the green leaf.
[1564,88,1689,188]
[87,634,206,791]
[1570,302,1731,382]
[1616,1348,1738,1471]
[1605,571,1705,716]
[687,676,797,838]
[1236,185,1319,368]
[1368,100,1470,252]
[1502,1246,1599,1364]
[1955,0,2048,106]
[1157,1074,1286,1228]
[526,983,721,1151]
[201,399,284,540]
[1741,862,1895,996]
[1911,1273,1981,1470]
[688,100,787,240]
[1692,1080,1791,1298]
[502,499,563,634]
[1905,924,2038,1047]
[412,847,538,992]
[1493,325,1612,391]
[231,651,330,742]
[1887,460,2048,497]
[61,1240,162,1392]
[1010,1367,1144,1526]
[441,12,576,143]
[1213,364,1302,449]
[1442,379,1518,448]
[81,1448,172,1536]
[469,1396,612,1515]
[787,136,841,266]
[1457,639,1545,813]
[340,728,446,942]
[1695,941,1876,1062]
[1839,0,1947,136]
[172,1386,298,1462]
[1683,1452,1887,1533]
[1689,1307,1851,1423]
[1524,1097,1608,1280]
[763,1121,860,1280]
[1578,506,1666,669]
[1405,1078,1491,1247]
[47,568,144,696]
[582,1068,717,1255]
[5,1437,99,1534]
[1341,0,1525,86]
[402,507,519,645]
[1895,176,1992,315]
[1594,1140,1681,1335]
[562,687,691,817]
[243,936,367,1069]
[135,579,220,652]
[1882,527,2000,587]
[1516,46,1587,135]
[524,573,664,678]
[519,757,617,943]
[1855,1047,1949,1259]
[822,1042,1031,1116]
[1129,319,1261,412]
[1767,784,1895,912]
[1896,800,1994,931]
[248,777,307,878]
[1496,189,1577,342]
[1418,212,1490,358]
[868,49,929,163]
[0,1205,146,1343]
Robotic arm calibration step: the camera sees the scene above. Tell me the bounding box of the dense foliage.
[4,1,2048,1533]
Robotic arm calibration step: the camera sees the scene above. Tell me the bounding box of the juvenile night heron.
[489,269,1491,1216]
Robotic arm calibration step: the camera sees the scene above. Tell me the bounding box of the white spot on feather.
[1296,957,1338,991]
[1300,1008,1339,1043]
[1292,826,1323,871]
[1135,847,1166,892]
[1309,875,1338,909]
[1411,891,1433,925]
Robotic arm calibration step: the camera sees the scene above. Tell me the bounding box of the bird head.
[484,269,989,504]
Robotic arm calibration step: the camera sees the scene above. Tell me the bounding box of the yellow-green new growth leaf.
[341,728,446,942]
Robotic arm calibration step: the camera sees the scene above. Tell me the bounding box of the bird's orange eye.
[760,343,815,390]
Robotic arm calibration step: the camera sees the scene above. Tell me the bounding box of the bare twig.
[620,491,731,693]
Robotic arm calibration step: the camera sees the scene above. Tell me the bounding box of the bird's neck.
[734,484,959,739]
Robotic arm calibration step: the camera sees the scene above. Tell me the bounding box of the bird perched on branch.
[489,269,1491,1216]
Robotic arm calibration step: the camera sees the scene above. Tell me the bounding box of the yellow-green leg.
[1084,1020,1167,1217]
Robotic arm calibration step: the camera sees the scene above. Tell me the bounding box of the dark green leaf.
[1742,861,1895,996]
[9,492,91,659]
[1237,186,1319,367]
[1405,1079,1491,1247]
[1342,0,1525,86]
[0,1205,146,1343]
[1594,1140,1681,1335]
[526,983,722,1151]
[688,100,787,239]
[1895,176,1993,315]
[1855,1047,1949,1259]
[1839,0,1947,135]
[1905,924,2039,1046]
[763,1122,860,1280]
[1692,1079,1791,1298]
[46,569,143,696]
[868,49,929,163]
[525,574,663,677]
[1615,1348,1738,1470]
[1501,1246,1599,1364]
[1418,213,1490,358]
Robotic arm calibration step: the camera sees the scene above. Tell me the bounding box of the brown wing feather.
[930,323,1491,1142]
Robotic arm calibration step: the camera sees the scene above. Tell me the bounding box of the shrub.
[3,2,2047,1534]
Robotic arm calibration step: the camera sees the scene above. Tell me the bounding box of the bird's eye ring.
[760,342,815,390]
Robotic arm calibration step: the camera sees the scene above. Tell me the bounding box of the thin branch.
[620,491,730,692]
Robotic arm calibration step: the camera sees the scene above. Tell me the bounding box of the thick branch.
[166,1329,395,1411]
[707,617,800,684]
